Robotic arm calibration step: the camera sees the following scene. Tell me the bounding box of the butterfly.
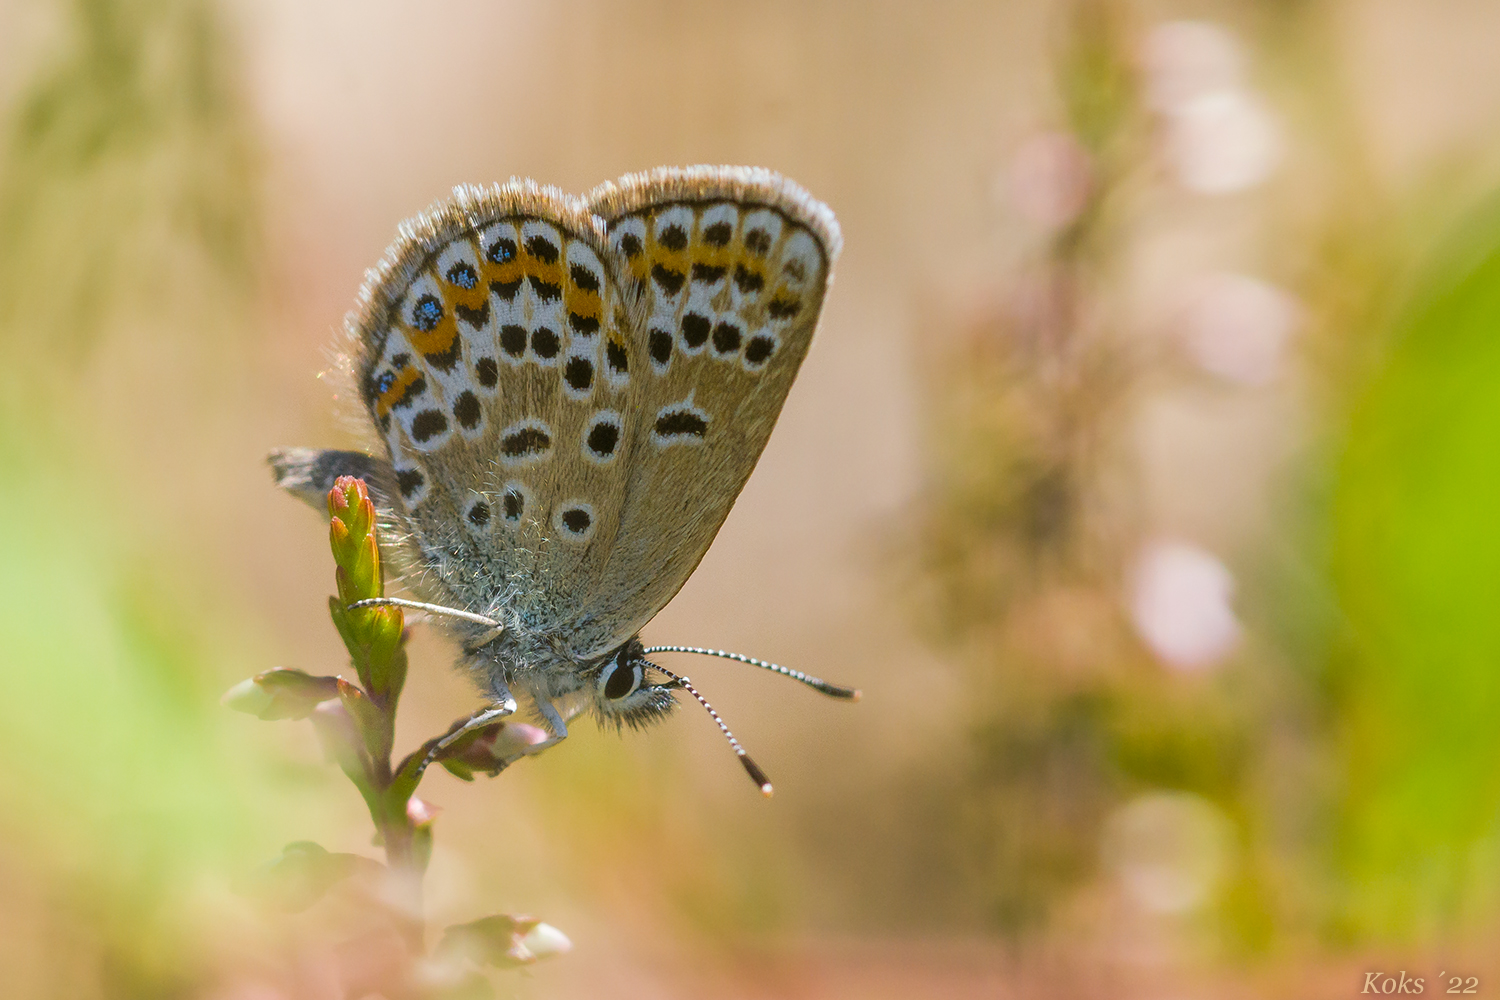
[270,166,858,794]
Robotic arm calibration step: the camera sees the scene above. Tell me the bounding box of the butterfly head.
[590,637,679,730]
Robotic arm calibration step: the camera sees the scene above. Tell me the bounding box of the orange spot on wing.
[566,287,603,324]
[448,279,487,315]
[525,259,565,289]
[486,256,523,289]
[402,313,458,357]
[374,365,424,419]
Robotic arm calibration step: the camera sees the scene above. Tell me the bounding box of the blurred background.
[4,0,1500,996]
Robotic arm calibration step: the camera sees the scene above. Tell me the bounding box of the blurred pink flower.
[1179,272,1301,385]
[1141,20,1245,113]
[1004,131,1092,230]
[1128,539,1240,671]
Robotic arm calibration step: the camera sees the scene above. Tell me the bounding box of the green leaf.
[338,677,392,763]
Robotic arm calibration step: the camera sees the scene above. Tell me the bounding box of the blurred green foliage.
[0,0,273,996]
[0,0,258,363]
[1329,197,1500,943]
[907,0,1500,962]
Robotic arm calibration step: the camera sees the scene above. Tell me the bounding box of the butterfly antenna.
[641,645,860,701]
[642,659,774,798]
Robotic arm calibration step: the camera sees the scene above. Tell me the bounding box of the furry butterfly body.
[272,166,851,787]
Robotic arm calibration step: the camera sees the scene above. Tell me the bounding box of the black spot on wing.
[651,264,685,296]
[658,225,688,251]
[712,322,742,353]
[500,324,527,357]
[476,356,498,387]
[681,313,710,348]
[655,410,707,438]
[467,500,490,527]
[586,420,619,457]
[397,468,425,498]
[734,264,764,294]
[454,300,489,328]
[411,409,448,443]
[503,489,524,521]
[569,311,600,335]
[648,328,672,365]
[703,221,733,246]
[394,375,426,410]
[524,234,559,264]
[745,335,776,365]
[502,427,550,458]
[744,229,772,255]
[564,357,594,392]
[452,391,481,430]
[768,296,801,319]
[491,277,522,300]
[606,340,628,375]
[528,275,561,301]
[692,263,727,283]
[423,340,462,372]
[570,263,601,292]
[619,233,642,258]
[561,507,592,534]
[531,328,560,359]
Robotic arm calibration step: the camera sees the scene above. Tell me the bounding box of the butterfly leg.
[418,684,519,776]
[521,694,570,757]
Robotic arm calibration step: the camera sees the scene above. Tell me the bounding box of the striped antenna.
[643,659,773,797]
[641,645,860,701]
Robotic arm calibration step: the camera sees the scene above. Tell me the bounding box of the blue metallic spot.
[411,294,443,331]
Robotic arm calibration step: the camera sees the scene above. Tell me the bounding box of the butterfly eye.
[599,653,643,701]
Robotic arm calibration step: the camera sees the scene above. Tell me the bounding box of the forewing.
[350,183,644,630]
[565,166,841,656]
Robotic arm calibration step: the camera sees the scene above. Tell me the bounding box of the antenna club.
[851,689,863,702]
[760,783,774,798]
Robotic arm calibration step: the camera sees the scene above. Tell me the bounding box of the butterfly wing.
[336,168,838,662]
[558,166,841,657]
[348,182,645,632]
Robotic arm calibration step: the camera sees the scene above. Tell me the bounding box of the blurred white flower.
[1179,272,1301,385]
[518,920,573,960]
[1128,539,1240,671]
[1102,791,1234,914]
[1142,20,1245,114]
[1003,131,1092,230]
[1165,89,1282,194]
